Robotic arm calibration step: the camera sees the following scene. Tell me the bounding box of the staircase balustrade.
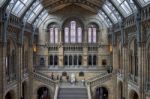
[32,71,59,87]
[86,72,115,87]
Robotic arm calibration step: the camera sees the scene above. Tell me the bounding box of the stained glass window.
[88,25,97,43]
[65,27,69,43]
[49,26,59,43]
[64,21,82,43]
[77,27,82,43]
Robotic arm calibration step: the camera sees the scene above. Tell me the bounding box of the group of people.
[50,73,85,85]
[50,72,73,83]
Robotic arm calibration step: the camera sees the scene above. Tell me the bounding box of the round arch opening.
[5,90,15,99]
[37,87,50,99]
[130,90,139,99]
[95,87,108,99]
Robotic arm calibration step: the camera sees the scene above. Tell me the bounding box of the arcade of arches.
[0,0,150,99]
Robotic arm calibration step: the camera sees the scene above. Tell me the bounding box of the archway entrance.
[130,91,139,99]
[37,87,50,99]
[96,87,108,99]
[118,82,123,99]
[22,82,27,99]
[5,91,15,99]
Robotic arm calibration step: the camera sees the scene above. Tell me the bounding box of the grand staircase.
[57,87,88,99]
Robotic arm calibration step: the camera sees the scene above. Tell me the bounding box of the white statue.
[70,73,75,84]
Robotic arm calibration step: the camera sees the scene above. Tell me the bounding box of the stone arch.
[5,90,16,99]
[118,81,123,99]
[129,90,139,99]
[37,86,51,99]
[94,86,109,99]
[60,15,86,29]
[35,85,52,99]
[85,18,103,30]
[62,17,84,29]
[41,18,61,30]
[92,84,111,99]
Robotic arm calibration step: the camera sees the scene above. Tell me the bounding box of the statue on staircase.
[70,73,75,84]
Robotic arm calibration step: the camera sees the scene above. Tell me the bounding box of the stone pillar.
[16,45,22,99]
[83,47,88,67]
[38,27,48,67]
[0,43,7,99]
[58,46,64,67]
[28,47,34,99]
[138,43,146,99]
[122,47,129,99]
[112,46,118,70]
[83,29,88,67]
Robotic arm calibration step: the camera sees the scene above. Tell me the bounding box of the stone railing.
[86,84,92,99]
[86,72,114,87]
[54,84,59,99]
[87,71,108,81]
[32,71,59,87]
[32,71,60,98]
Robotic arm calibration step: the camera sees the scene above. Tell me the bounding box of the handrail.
[86,84,92,99]
[87,72,108,81]
[87,72,115,87]
[32,72,59,87]
[54,84,59,99]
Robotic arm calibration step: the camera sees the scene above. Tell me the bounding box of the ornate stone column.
[58,30,64,67]
[83,29,88,67]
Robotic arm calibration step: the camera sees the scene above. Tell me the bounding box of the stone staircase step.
[57,88,88,99]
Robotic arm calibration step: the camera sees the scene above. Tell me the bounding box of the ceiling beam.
[20,0,37,20]
[108,0,125,19]
[32,8,44,24]
[101,8,114,24]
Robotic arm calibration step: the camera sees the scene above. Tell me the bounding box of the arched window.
[49,24,59,43]
[88,55,92,66]
[64,55,68,66]
[88,24,97,43]
[93,55,97,66]
[69,55,72,65]
[54,55,58,66]
[64,20,82,43]
[78,55,82,65]
[49,55,53,66]
[74,55,77,65]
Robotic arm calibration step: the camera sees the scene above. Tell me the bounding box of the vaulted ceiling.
[1,0,150,28]
[42,0,105,13]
